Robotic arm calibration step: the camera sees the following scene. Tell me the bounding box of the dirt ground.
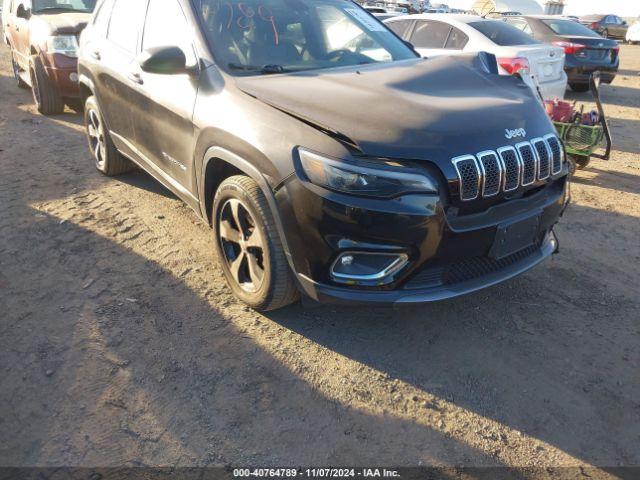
[0,33,639,473]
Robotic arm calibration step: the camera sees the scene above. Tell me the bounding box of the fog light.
[331,252,409,286]
[69,72,79,83]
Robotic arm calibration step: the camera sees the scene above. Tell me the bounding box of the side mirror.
[16,4,31,19]
[622,21,628,26]
[138,46,191,75]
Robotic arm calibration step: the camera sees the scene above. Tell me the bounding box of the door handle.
[127,71,143,85]
[90,50,101,61]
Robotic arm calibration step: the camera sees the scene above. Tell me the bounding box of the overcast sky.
[444,0,640,17]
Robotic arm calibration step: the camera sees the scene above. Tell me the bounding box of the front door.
[131,0,199,197]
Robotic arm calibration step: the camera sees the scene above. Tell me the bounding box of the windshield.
[469,20,540,46]
[197,0,416,75]
[543,19,601,38]
[33,0,96,13]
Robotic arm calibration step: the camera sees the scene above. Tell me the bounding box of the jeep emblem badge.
[505,128,526,139]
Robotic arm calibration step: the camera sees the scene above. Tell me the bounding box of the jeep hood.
[33,12,91,35]
[235,55,555,162]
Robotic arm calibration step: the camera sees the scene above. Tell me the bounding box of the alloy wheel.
[87,109,107,168]
[218,198,266,293]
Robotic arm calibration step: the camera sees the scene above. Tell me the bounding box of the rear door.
[385,18,415,40]
[604,15,620,38]
[96,0,147,157]
[132,0,199,196]
[409,20,454,57]
[612,16,627,38]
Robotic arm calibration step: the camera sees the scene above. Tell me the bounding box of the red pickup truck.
[2,0,96,114]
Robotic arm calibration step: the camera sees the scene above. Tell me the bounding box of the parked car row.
[385,14,567,99]
[501,15,620,92]
[384,10,631,95]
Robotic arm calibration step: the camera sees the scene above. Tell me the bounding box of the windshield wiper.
[228,63,291,74]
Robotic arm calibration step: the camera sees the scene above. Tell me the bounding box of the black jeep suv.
[78,0,570,310]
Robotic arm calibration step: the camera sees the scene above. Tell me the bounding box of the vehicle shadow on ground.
[117,168,179,200]
[616,69,640,77]
[570,164,640,195]
[0,73,501,467]
[267,206,640,466]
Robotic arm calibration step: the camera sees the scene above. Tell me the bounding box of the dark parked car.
[503,15,619,92]
[579,14,629,40]
[3,0,97,114]
[78,0,570,310]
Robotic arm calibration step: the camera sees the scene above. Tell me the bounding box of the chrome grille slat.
[532,137,551,181]
[453,135,563,202]
[516,141,537,186]
[452,155,480,201]
[477,151,503,198]
[497,146,521,192]
[544,134,563,175]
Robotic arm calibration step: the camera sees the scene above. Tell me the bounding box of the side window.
[506,18,532,35]
[387,20,412,39]
[444,27,468,49]
[107,0,147,54]
[605,16,615,24]
[410,21,452,49]
[93,0,115,37]
[142,0,197,66]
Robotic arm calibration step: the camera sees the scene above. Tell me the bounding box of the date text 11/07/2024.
[232,468,401,478]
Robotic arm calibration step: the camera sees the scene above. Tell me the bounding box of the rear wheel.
[84,96,133,176]
[213,175,299,311]
[30,55,64,115]
[602,29,609,39]
[569,83,590,93]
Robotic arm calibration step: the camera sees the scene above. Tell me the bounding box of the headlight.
[298,149,438,198]
[46,35,79,57]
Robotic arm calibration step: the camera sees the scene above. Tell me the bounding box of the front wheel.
[11,52,29,89]
[30,55,64,115]
[84,96,133,176]
[213,175,299,311]
[568,154,591,174]
[569,82,590,93]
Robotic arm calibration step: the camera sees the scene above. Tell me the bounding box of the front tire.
[84,96,133,176]
[30,55,64,115]
[11,52,29,89]
[568,155,591,174]
[213,175,299,311]
[569,83,590,93]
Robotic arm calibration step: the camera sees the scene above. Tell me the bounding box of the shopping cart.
[551,73,612,171]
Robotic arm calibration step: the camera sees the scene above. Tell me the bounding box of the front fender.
[199,146,296,273]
